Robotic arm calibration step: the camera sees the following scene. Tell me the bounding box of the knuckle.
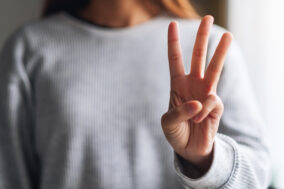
[197,30,209,37]
[193,47,205,58]
[208,94,224,109]
[203,82,213,93]
[209,63,220,73]
[202,106,210,113]
[215,95,223,105]
[208,94,218,102]
[215,48,226,55]
[169,53,181,62]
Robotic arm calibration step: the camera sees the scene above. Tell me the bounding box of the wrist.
[185,143,214,173]
[174,136,236,188]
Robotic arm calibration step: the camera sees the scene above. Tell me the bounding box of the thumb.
[161,100,202,130]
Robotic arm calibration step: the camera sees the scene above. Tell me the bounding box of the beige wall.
[0,0,42,49]
[192,0,228,28]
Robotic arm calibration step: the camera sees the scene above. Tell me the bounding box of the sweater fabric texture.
[0,12,271,189]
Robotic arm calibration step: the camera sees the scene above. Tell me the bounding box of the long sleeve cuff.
[174,134,237,189]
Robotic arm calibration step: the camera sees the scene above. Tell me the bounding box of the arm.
[174,39,272,187]
[0,30,38,189]
[161,16,271,189]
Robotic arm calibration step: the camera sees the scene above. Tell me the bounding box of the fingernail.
[186,103,195,114]
[194,115,201,122]
[207,15,214,24]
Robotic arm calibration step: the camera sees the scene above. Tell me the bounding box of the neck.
[79,0,159,28]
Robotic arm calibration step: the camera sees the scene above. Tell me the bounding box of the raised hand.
[161,16,232,172]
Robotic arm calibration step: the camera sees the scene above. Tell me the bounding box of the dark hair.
[42,0,199,18]
[42,0,91,17]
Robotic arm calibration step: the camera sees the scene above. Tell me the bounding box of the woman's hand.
[161,16,232,173]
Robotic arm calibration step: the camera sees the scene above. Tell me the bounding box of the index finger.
[168,21,185,79]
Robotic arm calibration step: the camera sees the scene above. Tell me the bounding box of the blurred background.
[1,0,283,187]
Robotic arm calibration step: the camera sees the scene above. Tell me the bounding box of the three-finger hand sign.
[161,15,233,172]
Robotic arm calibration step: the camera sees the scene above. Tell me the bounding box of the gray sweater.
[0,12,271,189]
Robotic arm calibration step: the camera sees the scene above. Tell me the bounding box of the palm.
[170,75,219,160]
[162,16,232,168]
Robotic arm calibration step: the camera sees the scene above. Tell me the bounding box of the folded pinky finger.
[193,94,223,123]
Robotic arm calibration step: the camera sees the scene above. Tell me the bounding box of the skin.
[82,0,233,174]
[161,16,232,173]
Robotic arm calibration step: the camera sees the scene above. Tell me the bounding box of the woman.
[0,0,271,188]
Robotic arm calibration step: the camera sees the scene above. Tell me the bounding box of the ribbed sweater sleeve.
[0,30,37,189]
[173,33,272,188]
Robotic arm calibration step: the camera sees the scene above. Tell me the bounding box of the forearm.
[174,134,271,189]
